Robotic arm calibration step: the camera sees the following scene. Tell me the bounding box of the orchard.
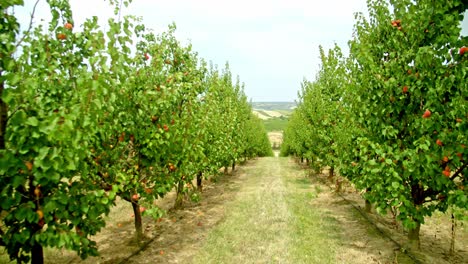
[0,1,271,263]
[2,0,467,262]
[282,0,467,246]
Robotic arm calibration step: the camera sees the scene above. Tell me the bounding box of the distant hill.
[251,102,294,132]
[251,102,295,120]
[251,102,296,120]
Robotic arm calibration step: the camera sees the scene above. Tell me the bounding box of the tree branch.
[12,0,40,54]
[450,161,468,181]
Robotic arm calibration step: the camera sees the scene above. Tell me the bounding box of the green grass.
[283,164,339,263]
[263,117,289,132]
[193,157,339,263]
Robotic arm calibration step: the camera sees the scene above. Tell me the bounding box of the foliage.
[282,0,468,242]
[346,0,467,238]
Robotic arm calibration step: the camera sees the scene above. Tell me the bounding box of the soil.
[42,158,467,264]
[317,165,468,264]
[45,167,247,264]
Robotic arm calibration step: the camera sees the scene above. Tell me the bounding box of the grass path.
[193,157,339,263]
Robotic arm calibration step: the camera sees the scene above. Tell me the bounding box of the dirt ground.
[44,168,246,264]
[41,158,467,264]
[317,166,468,264]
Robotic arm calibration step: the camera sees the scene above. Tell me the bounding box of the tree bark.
[232,161,236,172]
[31,242,44,264]
[365,199,372,213]
[450,213,456,255]
[408,183,425,247]
[328,166,334,180]
[364,187,372,213]
[131,202,143,242]
[407,221,421,249]
[335,178,342,193]
[174,180,184,208]
[196,171,203,192]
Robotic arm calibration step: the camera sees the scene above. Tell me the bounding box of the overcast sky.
[15,1,468,102]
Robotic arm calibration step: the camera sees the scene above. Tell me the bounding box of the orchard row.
[0,1,272,263]
[282,0,467,245]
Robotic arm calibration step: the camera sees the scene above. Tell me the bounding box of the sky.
[14,1,468,102]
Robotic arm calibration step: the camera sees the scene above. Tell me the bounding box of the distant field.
[252,102,293,132]
[252,110,289,132]
[275,109,294,116]
[263,117,288,132]
[253,110,288,120]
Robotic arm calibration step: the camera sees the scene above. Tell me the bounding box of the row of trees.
[0,1,272,263]
[282,0,467,245]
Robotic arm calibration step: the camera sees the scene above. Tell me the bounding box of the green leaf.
[66,160,76,170]
[26,117,39,127]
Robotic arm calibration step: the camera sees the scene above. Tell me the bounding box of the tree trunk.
[450,213,456,255]
[31,242,44,264]
[408,183,425,248]
[197,171,203,192]
[224,166,228,175]
[175,180,184,208]
[232,161,236,172]
[301,157,304,163]
[407,221,421,249]
[131,202,143,242]
[364,188,372,213]
[335,178,342,193]
[365,199,372,213]
[328,166,334,180]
